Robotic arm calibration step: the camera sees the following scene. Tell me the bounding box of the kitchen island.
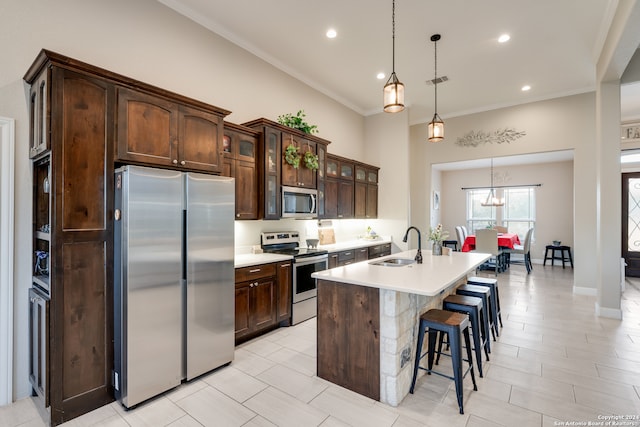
[311,249,490,406]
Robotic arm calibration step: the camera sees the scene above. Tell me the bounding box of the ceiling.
[158,0,636,125]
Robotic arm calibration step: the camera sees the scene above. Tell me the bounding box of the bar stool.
[543,245,573,268]
[443,239,458,251]
[441,294,490,377]
[410,309,477,414]
[456,284,498,341]
[467,276,503,329]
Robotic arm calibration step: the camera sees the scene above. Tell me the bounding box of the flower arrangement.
[428,224,449,243]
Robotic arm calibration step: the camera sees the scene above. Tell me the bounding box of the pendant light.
[481,158,505,207]
[428,34,444,142]
[383,0,405,113]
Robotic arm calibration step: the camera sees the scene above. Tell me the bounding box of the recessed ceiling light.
[498,34,510,43]
[521,85,531,91]
[377,72,385,80]
[326,29,337,39]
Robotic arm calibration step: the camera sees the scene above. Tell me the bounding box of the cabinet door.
[29,69,50,158]
[235,160,258,219]
[116,87,177,167]
[50,67,114,425]
[253,277,277,332]
[326,157,339,179]
[355,247,369,262]
[276,262,292,323]
[366,184,378,218]
[29,287,49,406]
[328,253,339,269]
[354,182,367,218]
[281,133,300,187]
[235,283,251,339]
[178,105,223,173]
[337,181,354,219]
[224,128,258,220]
[221,133,233,178]
[324,179,338,219]
[297,139,317,188]
[264,128,281,220]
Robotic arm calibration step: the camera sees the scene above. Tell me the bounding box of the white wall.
[364,110,412,250]
[439,161,574,262]
[410,93,597,294]
[0,0,369,401]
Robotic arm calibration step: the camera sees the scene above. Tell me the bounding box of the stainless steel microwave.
[282,186,317,218]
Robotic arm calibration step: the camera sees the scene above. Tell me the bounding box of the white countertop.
[234,237,392,269]
[311,249,491,296]
[234,253,293,268]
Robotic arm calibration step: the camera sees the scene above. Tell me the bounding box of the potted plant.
[428,224,449,256]
[277,110,319,134]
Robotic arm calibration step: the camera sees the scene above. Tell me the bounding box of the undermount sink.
[370,257,416,267]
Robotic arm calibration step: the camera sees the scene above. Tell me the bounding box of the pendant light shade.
[428,34,444,142]
[481,158,505,207]
[383,73,405,113]
[383,0,404,113]
[428,114,444,142]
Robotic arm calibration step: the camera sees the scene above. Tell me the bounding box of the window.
[466,187,536,241]
[466,189,497,233]
[502,187,536,240]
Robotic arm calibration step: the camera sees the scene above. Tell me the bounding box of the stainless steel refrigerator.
[113,165,234,408]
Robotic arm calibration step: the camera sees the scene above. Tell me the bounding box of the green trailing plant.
[304,150,319,171]
[284,143,301,168]
[277,110,319,134]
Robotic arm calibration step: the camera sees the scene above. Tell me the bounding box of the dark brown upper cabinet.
[116,87,229,173]
[222,122,260,220]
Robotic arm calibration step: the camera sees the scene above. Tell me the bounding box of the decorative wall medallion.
[455,128,526,147]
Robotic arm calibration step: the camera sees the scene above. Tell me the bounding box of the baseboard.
[573,286,597,296]
[595,302,622,319]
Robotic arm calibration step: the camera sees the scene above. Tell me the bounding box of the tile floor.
[3,264,640,426]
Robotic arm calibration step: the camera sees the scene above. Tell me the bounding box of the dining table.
[461,232,521,252]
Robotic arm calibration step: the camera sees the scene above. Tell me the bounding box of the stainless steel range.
[261,232,328,324]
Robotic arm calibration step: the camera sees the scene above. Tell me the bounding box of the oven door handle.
[295,254,328,265]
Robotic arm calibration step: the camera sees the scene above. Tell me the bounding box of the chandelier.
[481,158,505,207]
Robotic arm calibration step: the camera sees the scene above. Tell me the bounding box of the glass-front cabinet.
[222,122,260,219]
[243,118,330,220]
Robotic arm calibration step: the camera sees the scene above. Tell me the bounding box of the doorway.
[622,172,640,277]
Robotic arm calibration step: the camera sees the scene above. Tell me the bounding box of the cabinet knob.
[172,159,178,164]
[236,214,240,218]
[180,160,186,166]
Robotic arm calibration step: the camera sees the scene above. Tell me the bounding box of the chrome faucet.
[402,226,423,264]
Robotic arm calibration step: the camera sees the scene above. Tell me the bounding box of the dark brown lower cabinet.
[276,261,292,324]
[235,263,286,343]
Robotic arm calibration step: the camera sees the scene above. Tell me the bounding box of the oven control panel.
[261,231,300,246]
